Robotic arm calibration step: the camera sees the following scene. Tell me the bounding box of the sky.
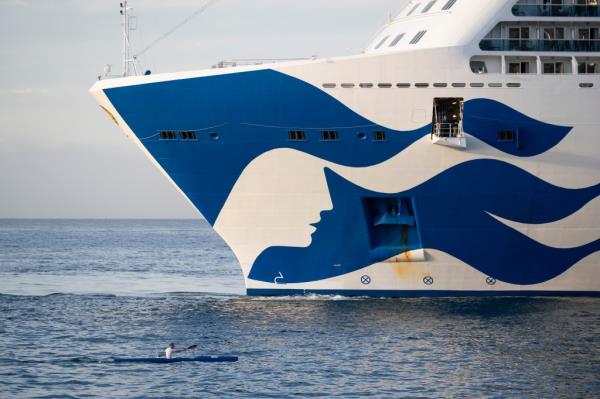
[0,0,407,218]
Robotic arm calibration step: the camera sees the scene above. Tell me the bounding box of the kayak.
[114,355,238,364]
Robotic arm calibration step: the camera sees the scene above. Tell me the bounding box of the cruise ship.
[90,0,600,296]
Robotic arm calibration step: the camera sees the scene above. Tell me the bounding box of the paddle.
[157,344,198,358]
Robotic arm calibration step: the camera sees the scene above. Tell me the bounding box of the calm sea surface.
[0,219,599,398]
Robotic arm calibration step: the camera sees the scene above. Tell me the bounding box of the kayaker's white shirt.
[165,347,173,359]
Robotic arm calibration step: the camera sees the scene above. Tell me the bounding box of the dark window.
[288,131,306,141]
[359,83,374,88]
[422,0,438,13]
[341,83,355,88]
[373,131,387,141]
[357,132,367,140]
[506,83,521,88]
[578,62,598,74]
[321,130,339,141]
[415,83,429,88]
[470,82,484,87]
[322,83,336,88]
[579,82,594,88]
[497,130,516,142]
[452,83,466,87]
[433,82,448,87]
[442,0,457,10]
[397,83,411,88]
[378,83,392,88]
[210,132,219,140]
[374,36,390,49]
[410,30,427,44]
[406,4,419,16]
[180,131,196,140]
[159,131,177,140]
[488,83,502,87]
[389,33,405,47]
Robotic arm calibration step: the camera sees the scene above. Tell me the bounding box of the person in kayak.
[163,343,198,359]
[165,343,176,359]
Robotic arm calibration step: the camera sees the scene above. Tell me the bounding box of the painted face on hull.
[213,149,334,277]
[248,162,600,285]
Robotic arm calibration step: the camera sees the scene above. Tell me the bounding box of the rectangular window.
[442,0,457,10]
[422,0,437,13]
[159,131,177,140]
[497,130,516,142]
[410,30,427,44]
[544,62,564,74]
[389,33,405,47]
[373,131,387,141]
[406,4,420,16]
[288,131,306,141]
[578,61,599,74]
[374,36,390,50]
[179,131,197,140]
[320,130,339,141]
[508,62,530,74]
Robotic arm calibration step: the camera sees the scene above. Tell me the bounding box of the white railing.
[432,122,463,138]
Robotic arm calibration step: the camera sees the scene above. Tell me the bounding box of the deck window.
[322,83,336,88]
[422,0,438,13]
[375,36,390,49]
[359,83,374,88]
[410,30,427,44]
[288,131,306,141]
[397,83,411,88]
[509,62,530,74]
[341,83,355,88]
[389,33,405,47]
[442,0,457,10]
[578,61,599,74]
[543,62,565,74]
[378,83,393,88]
[321,130,339,141]
[406,4,420,16]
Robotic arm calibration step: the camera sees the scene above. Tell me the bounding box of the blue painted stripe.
[247,288,600,298]
[104,70,572,224]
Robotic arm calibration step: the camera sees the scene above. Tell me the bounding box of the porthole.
[357,132,367,140]
[579,83,594,88]
[210,132,219,140]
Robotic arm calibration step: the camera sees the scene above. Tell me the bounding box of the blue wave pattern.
[463,99,572,157]
[250,160,600,285]
[104,70,572,224]
[105,70,427,223]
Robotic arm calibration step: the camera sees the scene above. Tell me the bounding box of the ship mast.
[120,1,138,77]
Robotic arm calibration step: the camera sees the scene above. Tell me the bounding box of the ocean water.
[0,220,599,398]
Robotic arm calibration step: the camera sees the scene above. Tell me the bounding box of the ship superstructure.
[91,0,600,296]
